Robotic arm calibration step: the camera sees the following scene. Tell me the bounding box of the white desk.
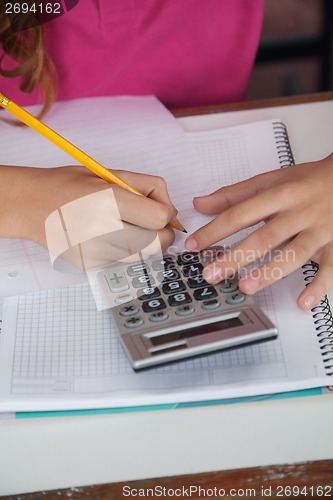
[1,98,333,496]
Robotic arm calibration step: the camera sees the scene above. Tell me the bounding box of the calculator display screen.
[149,316,243,347]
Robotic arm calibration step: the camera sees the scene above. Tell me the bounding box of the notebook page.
[0,119,331,412]
[0,280,329,412]
[0,96,203,297]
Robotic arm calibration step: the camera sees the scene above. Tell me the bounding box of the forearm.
[0,165,39,241]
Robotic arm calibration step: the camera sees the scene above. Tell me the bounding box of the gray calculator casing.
[98,249,278,369]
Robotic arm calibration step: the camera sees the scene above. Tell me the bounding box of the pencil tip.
[169,219,187,233]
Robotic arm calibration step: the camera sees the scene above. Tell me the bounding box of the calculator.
[98,247,278,369]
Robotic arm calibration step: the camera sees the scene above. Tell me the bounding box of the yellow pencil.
[0,92,186,233]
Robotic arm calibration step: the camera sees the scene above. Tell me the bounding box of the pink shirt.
[0,0,264,107]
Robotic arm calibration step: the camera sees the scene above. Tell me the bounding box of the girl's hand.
[185,154,333,310]
[1,165,176,257]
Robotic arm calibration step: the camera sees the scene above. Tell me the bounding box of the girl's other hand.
[185,154,333,310]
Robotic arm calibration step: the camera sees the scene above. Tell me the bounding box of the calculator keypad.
[98,246,278,370]
[100,248,246,331]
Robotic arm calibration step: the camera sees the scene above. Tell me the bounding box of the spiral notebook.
[0,107,332,412]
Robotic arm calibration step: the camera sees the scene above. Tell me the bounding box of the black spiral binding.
[273,121,333,377]
[302,263,333,377]
[272,121,295,167]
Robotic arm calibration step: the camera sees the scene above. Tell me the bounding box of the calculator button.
[119,304,139,317]
[175,304,195,316]
[162,280,186,294]
[226,292,246,305]
[137,287,161,301]
[187,276,209,288]
[126,263,150,276]
[200,246,225,262]
[177,252,199,265]
[220,279,239,293]
[157,269,180,282]
[149,311,169,323]
[124,317,144,329]
[168,292,192,307]
[182,263,204,277]
[193,286,218,301]
[115,293,134,304]
[132,274,155,288]
[151,257,175,271]
[104,270,129,293]
[142,298,167,313]
[201,299,221,311]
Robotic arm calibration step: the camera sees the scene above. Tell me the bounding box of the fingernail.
[185,238,198,251]
[203,264,222,284]
[241,277,260,294]
[301,295,315,310]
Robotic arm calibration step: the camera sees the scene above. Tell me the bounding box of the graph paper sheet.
[0,120,330,412]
